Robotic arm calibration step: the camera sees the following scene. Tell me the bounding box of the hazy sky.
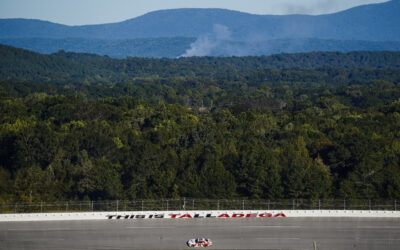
[0,0,390,26]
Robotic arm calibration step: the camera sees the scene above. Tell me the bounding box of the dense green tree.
[1,47,400,201]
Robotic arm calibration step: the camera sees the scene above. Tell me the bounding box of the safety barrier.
[1,210,400,222]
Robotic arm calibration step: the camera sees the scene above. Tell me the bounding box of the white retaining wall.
[1,210,400,222]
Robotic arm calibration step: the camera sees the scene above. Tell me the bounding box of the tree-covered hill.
[0,44,119,83]
[1,45,400,202]
[2,44,400,84]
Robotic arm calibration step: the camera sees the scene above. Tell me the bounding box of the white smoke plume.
[180,24,232,57]
[180,24,272,57]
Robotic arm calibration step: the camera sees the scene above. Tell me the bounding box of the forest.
[1,44,400,203]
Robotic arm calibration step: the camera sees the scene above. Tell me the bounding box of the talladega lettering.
[106,212,286,219]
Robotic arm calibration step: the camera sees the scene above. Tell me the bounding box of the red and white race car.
[187,238,213,247]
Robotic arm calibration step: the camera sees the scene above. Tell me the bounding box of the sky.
[0,0,390,26]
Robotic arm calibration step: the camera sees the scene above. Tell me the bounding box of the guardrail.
[1,210,400,222]
[0,199,398,214]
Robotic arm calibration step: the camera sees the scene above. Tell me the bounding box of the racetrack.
[1,217,400,250]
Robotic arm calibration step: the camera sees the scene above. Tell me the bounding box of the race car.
[187,238,212,247]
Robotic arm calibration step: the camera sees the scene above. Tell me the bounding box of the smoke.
[179,24,361,57]
[179,2,355,57]
[213,24,231,40]
[278,0,387,15]
[180,36,216,57]
[280,0,340,15]
[180,24,273,57]
[180,24,232,57]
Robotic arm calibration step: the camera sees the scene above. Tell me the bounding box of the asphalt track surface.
[1,217,400,250]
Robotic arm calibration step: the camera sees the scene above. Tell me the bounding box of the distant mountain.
[1,1,399,41]
[1,37,400,58]
[0,37,196,58]
[0,0,399,57]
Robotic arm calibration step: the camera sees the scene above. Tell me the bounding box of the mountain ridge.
[0,0,399,41]
[1,1,400,57]
[2,37,400,59]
